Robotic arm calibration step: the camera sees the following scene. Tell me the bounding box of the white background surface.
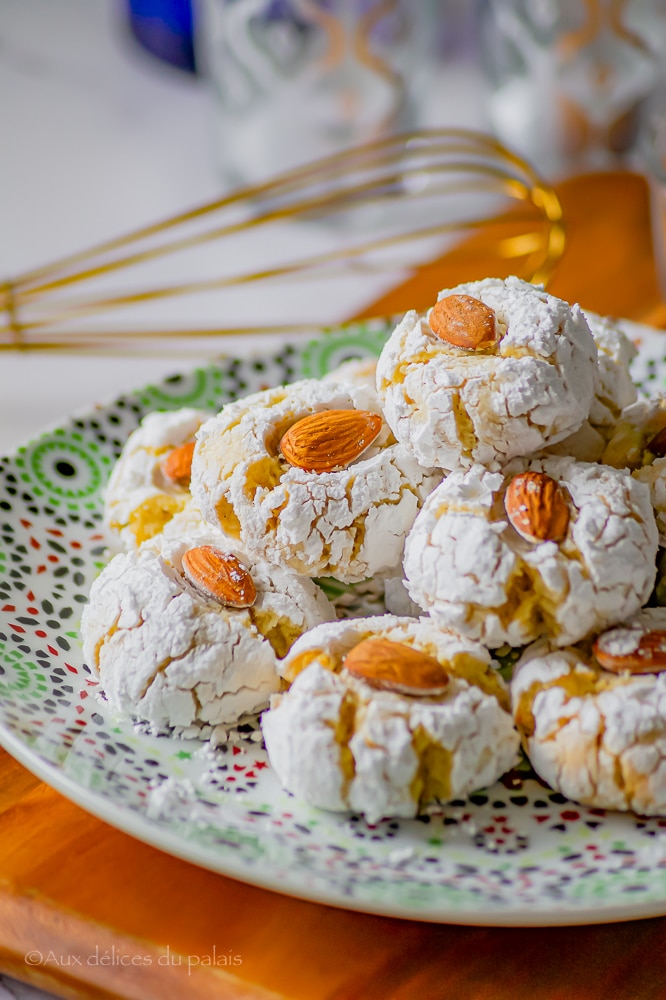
[0,2,486,996]
[0,0,488,456]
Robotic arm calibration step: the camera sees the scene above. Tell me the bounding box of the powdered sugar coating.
[262,616,519,822]
[81,528,334,731]
[535,314,637,461]
[512,641,666,815]
[191,379,440,582]
[603,394,666,544]
[583,311,637,428]
[376,276,598,471]
[104,407,209,551]
[403,457,658,649]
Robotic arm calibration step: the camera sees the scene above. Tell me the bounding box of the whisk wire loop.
[2,128,564,353]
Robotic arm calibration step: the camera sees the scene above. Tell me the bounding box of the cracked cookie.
[544,311,638,462]
[376,276,598,471]
[261,616,519,822]
[104,407,210,550]
[403,456,658,648]
[512,613,666,814]
[191,379,440,582]
[81,525,334,731]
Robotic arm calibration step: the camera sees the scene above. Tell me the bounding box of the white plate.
[2,319,666,927]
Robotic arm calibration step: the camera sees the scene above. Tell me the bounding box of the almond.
[343,637,450,696]
[280,409,383,473]
[161,441,196,487]
[182,545,256,608]
[504,471,569,544]
[429,294,497,350]
[594,629,666,675]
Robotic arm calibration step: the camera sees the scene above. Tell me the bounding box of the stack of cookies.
[81,276,666,822]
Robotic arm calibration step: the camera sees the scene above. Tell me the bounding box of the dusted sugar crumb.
[191,379,440,582]
[262,616,519,822]
[403,456,658,649]
[511,634,666,815]
[104,407,210,550]
[376,277,598,471]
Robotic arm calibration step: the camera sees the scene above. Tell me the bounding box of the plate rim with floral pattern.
[1,317,666,928]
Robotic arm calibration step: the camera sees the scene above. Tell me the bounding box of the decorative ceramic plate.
[2,319,666,928]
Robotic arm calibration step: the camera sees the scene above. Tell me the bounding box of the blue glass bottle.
[127,0,197,73]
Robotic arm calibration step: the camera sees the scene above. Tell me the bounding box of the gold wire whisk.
[1,129,565,353]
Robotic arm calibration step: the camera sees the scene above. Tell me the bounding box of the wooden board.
[1,171,666,1000]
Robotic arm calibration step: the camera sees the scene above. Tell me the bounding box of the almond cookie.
[403,457,658,649]
[376,276,598,471]
[81,528,334,731]
[261,616,519,822]
[543,312,638,462]
[104,407,209,550]
[191,379,439,582]
[602,394,666,544]
[512,614,666,815]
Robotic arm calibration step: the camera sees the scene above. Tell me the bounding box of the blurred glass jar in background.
[194,0,435,187]
[480,0,666,178]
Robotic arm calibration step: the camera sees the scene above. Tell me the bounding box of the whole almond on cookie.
[594,629,666,675]
[343,637,450,696]
[429,294,497,350]
[280,409,383,473]
[182,545,257,608]
[504,471,570,544]
[161,441,196,487]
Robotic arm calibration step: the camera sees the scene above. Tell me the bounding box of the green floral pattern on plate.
[0,321,665,925]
